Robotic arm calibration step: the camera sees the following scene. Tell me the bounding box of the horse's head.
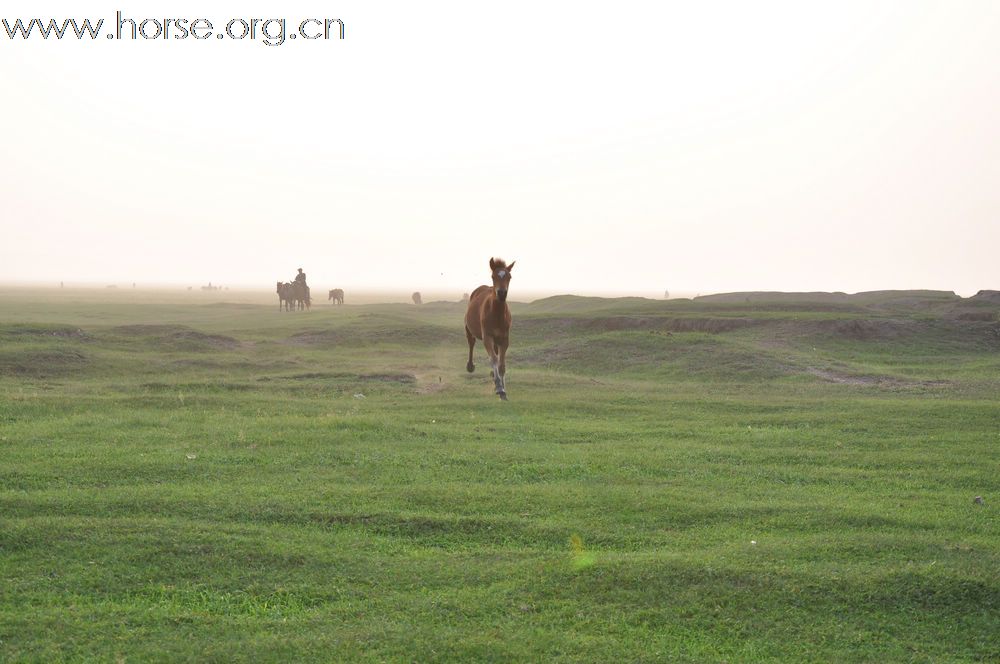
[276,281,282,293]
[489,257,515,302]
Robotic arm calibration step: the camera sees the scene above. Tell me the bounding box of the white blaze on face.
[497,270,506,279]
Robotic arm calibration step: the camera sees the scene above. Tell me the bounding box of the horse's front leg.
[482,334,505,399]
[496,337,509,398]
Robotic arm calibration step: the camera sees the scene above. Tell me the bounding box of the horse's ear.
[507,261,516,271]
[489,257,497,270]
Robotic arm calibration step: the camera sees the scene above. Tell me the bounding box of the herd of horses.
[275,258,516,399]
[275,284,413,310]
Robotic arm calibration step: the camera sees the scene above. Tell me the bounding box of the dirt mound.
[518,316,759,337]
[970,290,1000,304]
[852,290,959,304]
[695,291,851,304]
[661,318,759,333]
[0,349,89,376]
[288,324,460,347]
[287,330,348,346]
[695,290,959,309]
[580,317,663,332]
[952,311,997,322]
[2,324,89,340]
[524,295,660,314]
[581,316,757,334]
[112,324,190,336]
[167,330,240,349]
[109,324,238,349]
[518,314,946,344]
[821,319,918,340]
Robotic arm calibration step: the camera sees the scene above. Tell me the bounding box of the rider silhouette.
[294,268,310,304]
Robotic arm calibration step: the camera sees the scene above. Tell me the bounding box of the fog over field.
[3,0,999,294]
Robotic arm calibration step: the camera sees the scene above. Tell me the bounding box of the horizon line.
[0,280,989,300]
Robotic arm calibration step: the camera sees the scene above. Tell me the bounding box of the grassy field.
[1,288,998,662]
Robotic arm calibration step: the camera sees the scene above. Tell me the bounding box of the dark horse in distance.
[465,257,515,400]
[328,289,345,305]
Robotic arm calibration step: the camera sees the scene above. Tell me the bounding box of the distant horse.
[412,292,423,305]
[465,257,515,400]
[276,281,294,311]
[328,288,345,305]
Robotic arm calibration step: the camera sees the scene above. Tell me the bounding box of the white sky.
[2,1,998,296]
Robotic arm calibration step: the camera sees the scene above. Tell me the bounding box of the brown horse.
[412,291,423,305]
[276,281,294,311]
[291,281,310,310]
[328,288,345,305]
[277,281,309,311]
[465,257,515,400]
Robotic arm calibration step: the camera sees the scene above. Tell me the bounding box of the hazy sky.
[2,1,998,296]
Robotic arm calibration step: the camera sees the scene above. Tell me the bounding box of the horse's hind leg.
[465,327,476,373]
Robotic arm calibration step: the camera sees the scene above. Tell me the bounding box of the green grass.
[1,289,998,662]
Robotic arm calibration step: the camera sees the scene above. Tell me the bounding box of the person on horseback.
[294,268,311,307]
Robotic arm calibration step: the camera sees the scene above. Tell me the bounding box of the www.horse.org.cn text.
[2,12,346,47]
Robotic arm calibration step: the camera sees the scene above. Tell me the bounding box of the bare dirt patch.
[359,373,416,384]
[804,367,885,385]
[414,373,449,394]
[803,366,951,389]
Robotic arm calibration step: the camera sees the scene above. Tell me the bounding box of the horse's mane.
[490,258,507,269]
